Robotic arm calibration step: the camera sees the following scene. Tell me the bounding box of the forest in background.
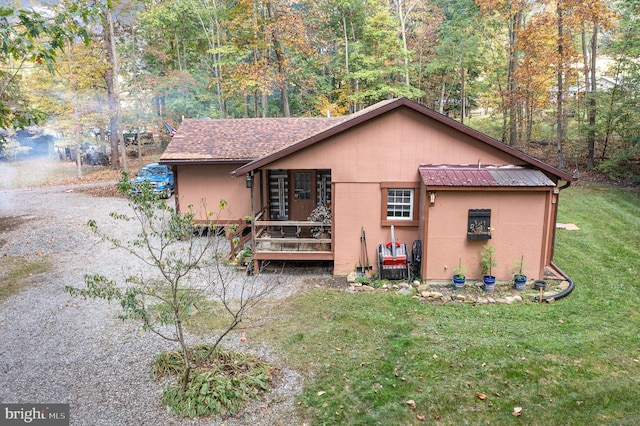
[1,0,639,183]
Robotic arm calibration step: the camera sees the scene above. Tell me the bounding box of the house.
[160,97,575,281]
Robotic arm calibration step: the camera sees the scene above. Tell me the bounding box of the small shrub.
[154,345,275,418]
[480,245,497,276]
[353,276,371,285]
[452,257,466,278]
[369,279,389,289]
[596,138,640,185]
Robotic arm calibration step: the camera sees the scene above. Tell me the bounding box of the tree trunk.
[507,11,522,147]
[439,75,445,114]
[180,365,191,392]
[262,92,268,118]
[104,7,126,172]
[280,79,290,117]
[587,25,598,169]
[525,90,533,144]
[76,144,82,178]
[193,0,226,118]
[460,59,465,124]
[342,14,352,113]
[395,0,411,86]
[556,0,565,169]
[265,2,290,117]
[103,20,119,170]
[67,42,82,179]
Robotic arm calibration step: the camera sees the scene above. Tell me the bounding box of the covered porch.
[231,168,334,265]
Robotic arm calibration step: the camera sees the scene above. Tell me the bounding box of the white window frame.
[386,188,414,220]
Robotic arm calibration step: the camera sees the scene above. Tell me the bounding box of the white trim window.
[387,188,414,220]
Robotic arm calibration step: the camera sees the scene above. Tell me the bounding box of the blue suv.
[132,163,175,198]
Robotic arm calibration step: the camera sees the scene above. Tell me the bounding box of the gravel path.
[0,185,315,425]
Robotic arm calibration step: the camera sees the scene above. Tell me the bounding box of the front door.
[290,170,315,221]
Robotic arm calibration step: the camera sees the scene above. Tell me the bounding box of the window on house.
[387,188,414,220]
[381,182,419,226]
[317,170,332,206]
[268,170,288,219]
[294,172,311,200]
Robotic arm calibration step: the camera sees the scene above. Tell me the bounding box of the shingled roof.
[160,116,346,164]
[160,98,575,183]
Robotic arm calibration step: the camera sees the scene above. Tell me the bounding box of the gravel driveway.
[0,185,313,425]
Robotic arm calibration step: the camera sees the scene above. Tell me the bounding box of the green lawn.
[210,182,640,425]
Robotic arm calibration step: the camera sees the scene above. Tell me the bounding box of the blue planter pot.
[482,275,496,292]
[513,274,527,291]
[452,275,466,290]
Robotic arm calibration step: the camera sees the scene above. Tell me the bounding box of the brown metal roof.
[419,165,556,187]
[160,116,346,164]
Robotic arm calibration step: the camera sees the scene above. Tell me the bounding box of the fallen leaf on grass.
[416,414,425,421]
[513,407,523,416]
[317,391,326,396]
[406,400,416,410]
[475,392,487,400]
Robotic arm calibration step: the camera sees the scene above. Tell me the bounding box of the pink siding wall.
[333,182,422,276]
[424,190,551,281]
[263,108,553,277]
[267,109,516,181]
[176,164,251,221]
[179,108,556,278]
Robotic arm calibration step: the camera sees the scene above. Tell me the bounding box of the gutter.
[538,180,574,302]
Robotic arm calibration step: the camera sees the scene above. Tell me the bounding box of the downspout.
[535,261,574,302]
[550,180,572,261]
[537,180,574,302]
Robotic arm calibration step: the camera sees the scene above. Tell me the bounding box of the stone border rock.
[346,275,572,305]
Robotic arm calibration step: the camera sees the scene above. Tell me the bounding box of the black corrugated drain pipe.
[534,262,575,303]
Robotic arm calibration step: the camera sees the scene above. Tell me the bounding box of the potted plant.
[480,244,497,292]
[307,204,332,238]
[510,255,527,291]
[452,257,466,290]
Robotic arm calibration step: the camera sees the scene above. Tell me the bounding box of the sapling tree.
[66,175,278,394]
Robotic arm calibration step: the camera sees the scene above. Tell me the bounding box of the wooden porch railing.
[226,209,333,266]
[252,220,332,259]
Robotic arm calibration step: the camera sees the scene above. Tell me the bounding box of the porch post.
[249,172,259,275]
